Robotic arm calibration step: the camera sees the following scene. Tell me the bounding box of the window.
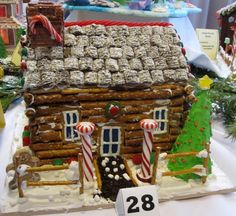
[101,126,121,156]
[153,106,168,134]
[63,110,80,141]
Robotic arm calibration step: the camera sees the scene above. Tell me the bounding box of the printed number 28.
[126,194,155,213]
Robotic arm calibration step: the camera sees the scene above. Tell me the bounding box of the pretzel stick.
[151,147,161,185]
[27,165,69,172]
[124,158,138,186]
[93,159,102,190]
[15,155,24,198]
[78,153,84,194]
[27,180,78,186]
[165,152,199,159]
[163,168,202,177]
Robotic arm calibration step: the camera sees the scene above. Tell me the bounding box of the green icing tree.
[0,35,7,59]
[167,89,212,181]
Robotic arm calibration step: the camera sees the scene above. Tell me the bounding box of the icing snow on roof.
[218,2,236,16]
[24,24,188,90]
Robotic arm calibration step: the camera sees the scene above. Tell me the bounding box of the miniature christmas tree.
[167,75,213,181]
[0,35,7,59]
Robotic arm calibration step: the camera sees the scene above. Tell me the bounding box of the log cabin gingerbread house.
[24,2,193,164]
[217,2,236,71]
[217,2,236,49]
[0,0,24,53]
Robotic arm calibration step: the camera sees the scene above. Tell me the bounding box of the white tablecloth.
[0,104,236,216]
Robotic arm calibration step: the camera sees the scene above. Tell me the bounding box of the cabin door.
[100,126,121,156]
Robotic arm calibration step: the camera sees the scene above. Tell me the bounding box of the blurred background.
[189,0,236,29]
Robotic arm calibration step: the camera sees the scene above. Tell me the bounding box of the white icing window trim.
[63,110,80,141]
[100,126,121,156]
[153,106,168,134]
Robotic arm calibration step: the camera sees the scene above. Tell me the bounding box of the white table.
[0,103,236,216]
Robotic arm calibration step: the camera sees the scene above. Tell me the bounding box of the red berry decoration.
[105,101,122,118]
[109,104,120,116]
[22,125,30,146]
[132,154,142,165]
[181,47,186,56]
[23,137,30,146]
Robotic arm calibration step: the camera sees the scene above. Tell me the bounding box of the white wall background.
[189,0,236,29]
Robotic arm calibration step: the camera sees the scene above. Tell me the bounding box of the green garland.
[209,78,236,140]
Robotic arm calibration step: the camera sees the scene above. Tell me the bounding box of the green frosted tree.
[0,35,7,59]
[168,77,213,181]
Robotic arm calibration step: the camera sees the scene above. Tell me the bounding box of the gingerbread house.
[0,0,23,53]
[217,2,236,49]
[24,2,193,164]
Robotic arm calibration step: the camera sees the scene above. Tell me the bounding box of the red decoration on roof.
[65,20,172,27]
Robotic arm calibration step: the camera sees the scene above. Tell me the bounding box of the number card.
[115,185,160,216]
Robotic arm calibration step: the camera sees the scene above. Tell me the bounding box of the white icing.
[65,161,80,181]
[16,164,30,177]
[114,175,119,181]
[196,149,208,158]
[94,195,100,202]
[101,160,107,167]
[156,171,163,181]
[48,123,56,129]
[112,161,117,166]
[159,152,168,161]
[108,174,114,179]
[123,173,131,181]
[192,165,207,176]
[120,164,125,170]
[105,167,110,172]
[113,168,118,173]
[39,106,49,109]
[60,190,71,196]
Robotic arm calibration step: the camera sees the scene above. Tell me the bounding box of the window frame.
[153,106,169,135]
[63,110,80,142]
[100,126,121,156]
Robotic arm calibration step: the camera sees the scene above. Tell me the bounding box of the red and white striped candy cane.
[29,14,62,43]
[137,119,158,182]
[76,122,95,182]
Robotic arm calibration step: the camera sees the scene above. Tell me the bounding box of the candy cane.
[29,14,62,43]
[137,119,158,182]
[76,122,95,182]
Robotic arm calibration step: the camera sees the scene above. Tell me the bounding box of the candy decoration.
[76,122,95,182]
[53,158,64,166]
[21,47,28,57]
[181,47,186,56]
[23,126,30,146]
[105,101,122,118]
[137,119,158,182]
[29,14,62,43]
[20,60,27,72]
[132,154,142,165]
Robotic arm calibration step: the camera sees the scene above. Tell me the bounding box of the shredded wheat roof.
[24,24,188,90]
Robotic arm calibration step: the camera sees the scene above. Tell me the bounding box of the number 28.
[126,194,155,213]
